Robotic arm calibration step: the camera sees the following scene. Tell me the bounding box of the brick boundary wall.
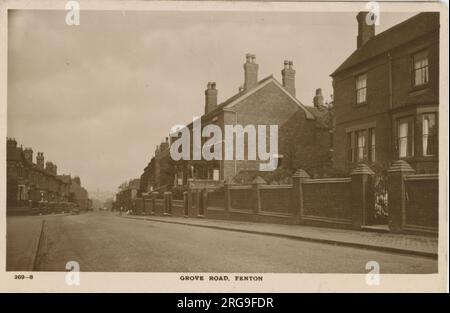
[387,160,438,234]
[133,161,438,235]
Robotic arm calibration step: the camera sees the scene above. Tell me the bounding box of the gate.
[371,171,388,225]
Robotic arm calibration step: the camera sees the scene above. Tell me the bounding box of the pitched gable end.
[224,76,315,120]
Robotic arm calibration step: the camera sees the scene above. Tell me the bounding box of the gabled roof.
[222,75,315,119]
[187,75,315,127]
[331,12,440,76]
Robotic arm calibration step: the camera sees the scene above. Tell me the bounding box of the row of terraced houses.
[6,138,91,215]
[117,12,439,234]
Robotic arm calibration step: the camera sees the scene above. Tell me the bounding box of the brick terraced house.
[331,12,440,174]
[115,178,141,211]
[139,54,334,193]
[6,138,91,214]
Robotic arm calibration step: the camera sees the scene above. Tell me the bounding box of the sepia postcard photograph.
[0,0,448,294]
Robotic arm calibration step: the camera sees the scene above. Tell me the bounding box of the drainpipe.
[388,52,394,159]
[388,52,393,110]
[223,108,238,176]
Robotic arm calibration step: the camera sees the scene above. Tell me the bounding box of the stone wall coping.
[404,173,439,181]
[252,176,267,184]
[350,163,375,175]
[229,185,252,190]
[292,169,311,178]
[259,184,292,189]
[387,160,415,173]
[303,177,352,184]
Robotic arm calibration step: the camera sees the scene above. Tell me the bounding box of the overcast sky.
[7,10,415,194]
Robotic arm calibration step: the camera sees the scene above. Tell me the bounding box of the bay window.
[346,127,375,163]
[356,130,367,162]
[397,117,414,158]
[422,113,437,156]
[369,128,376,162]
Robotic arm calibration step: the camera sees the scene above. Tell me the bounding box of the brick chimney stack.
[7,138,17,149]
[356,11,375,48]
[23,148,33,163]
[281,60,296,97]
[313,88,324,108]
[160,137,169,151]
[205,82,218,114]
[243,53,258,91]
[73,176,81,185]
[36,152,44,169]
[46,161,54,174]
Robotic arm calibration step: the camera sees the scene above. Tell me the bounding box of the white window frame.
[356,74,367,104]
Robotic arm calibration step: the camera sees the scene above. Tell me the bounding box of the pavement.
[6,212,437,273]
[119,214,438,258]
[6,213,70,271]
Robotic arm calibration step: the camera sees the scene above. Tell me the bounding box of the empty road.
[7,212,437,273]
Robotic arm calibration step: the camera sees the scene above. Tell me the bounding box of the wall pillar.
[151,192,157,215]
[224,182,231,218]
[187,189,194,217]
[387,160,415,233]
[197,189,207,217]
[183,191,189,217]
[350,163,375,229]
[163,191,172,216]
[292,169,310,223]
[252,176,266,221]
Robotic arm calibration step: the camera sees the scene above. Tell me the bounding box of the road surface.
[7,212,437,273]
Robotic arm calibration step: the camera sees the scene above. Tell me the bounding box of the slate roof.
[331,12,440,76]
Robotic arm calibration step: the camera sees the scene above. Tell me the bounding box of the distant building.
[139,157,156,195]
[6,137,90,212]
[115,178,140,211]
[104,197,114,210]
[331,12,439,173]
[69,176,90,211]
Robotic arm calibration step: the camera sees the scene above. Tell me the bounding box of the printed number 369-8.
[14,274,33,280]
